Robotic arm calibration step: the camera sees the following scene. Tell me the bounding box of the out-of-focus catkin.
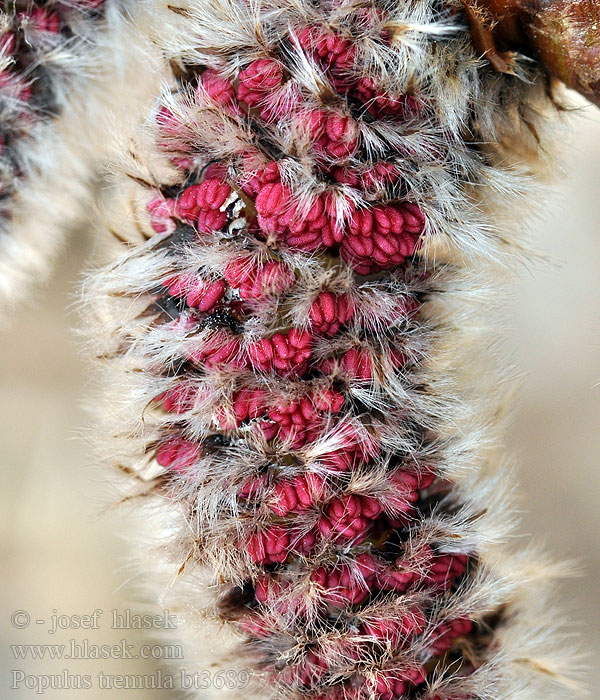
[0,1,107,306]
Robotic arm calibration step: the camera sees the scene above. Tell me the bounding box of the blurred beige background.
[1,101,599,698]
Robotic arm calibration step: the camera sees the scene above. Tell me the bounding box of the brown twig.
[465,0,600,105]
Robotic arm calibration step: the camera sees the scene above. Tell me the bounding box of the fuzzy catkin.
[84,1,578,699]
[0,1,106,307]
[0,0,171,314]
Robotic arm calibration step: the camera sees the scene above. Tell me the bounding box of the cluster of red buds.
[137,25,472,687]
[150,172,423,275]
